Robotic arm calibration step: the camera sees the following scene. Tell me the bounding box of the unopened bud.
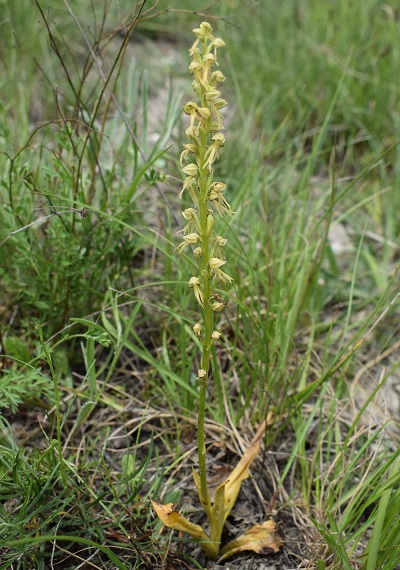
[206,211,214,236]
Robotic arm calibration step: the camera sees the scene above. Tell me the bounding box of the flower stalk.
[152,22,282,561]
[182,21,233,516]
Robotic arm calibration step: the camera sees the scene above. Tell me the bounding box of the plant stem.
[197,124,213,507]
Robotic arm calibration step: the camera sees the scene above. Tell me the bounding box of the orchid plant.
[152,22,281,562]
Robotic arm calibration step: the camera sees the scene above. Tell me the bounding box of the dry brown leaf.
[219,520,283,562]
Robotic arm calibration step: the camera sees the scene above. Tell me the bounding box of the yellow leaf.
[219,520,283,562]
[222,434,261,522]
[151,501,219,560]
[209,480,227,548]
[151,501,208,541]
[192,468,211,518]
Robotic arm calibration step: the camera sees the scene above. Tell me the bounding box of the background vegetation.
[0,1,399,569]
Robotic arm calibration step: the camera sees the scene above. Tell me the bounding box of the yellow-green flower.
[180,143,197,166]
[209,257,233,284]
[182,163,198,177]
[189,276,204,306]
[193,323,202,337]
[179,176,198,203]
[176,233,200,254]
[205,133,225,169]
[208,182,233,216]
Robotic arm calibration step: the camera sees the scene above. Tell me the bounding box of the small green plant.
[152,22,282,561]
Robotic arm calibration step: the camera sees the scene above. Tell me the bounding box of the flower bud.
[206,211,214,236]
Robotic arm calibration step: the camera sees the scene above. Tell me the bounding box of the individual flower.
[211,300,227,312]
[184,102,211,129]
[212,38,226,49]
[176,233,200,254]
[207,98,227,131]
[210,70,226,85]
[189,61,202,75]
[210,293,227,312]
[182,163,198,177]
[186,125,199,140]
[211,38,225,64]
[180,143,197,166]
[193,21,212,40]
[179,208,198,234]
[211,330,221,340]
[184,102,199,128]
[205,133,225,169]
[189,276,204,306]
[214,235,228,258]
[190,21,213,55]
[193,246,202,257]
[193,323,202,337]
[201,53,216,82]
[208,182,233,216]
[215,235,228,247]
[189,60,206,90]
[179,175,198,203]
[205,87,222,101]
[209,257,233,284]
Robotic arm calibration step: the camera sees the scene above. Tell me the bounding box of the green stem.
[197,124,213,508]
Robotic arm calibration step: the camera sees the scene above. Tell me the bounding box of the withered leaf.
[151,501,219,560]
[222,437,260,522]
[151,501,208,542]
[219,520,283,562]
